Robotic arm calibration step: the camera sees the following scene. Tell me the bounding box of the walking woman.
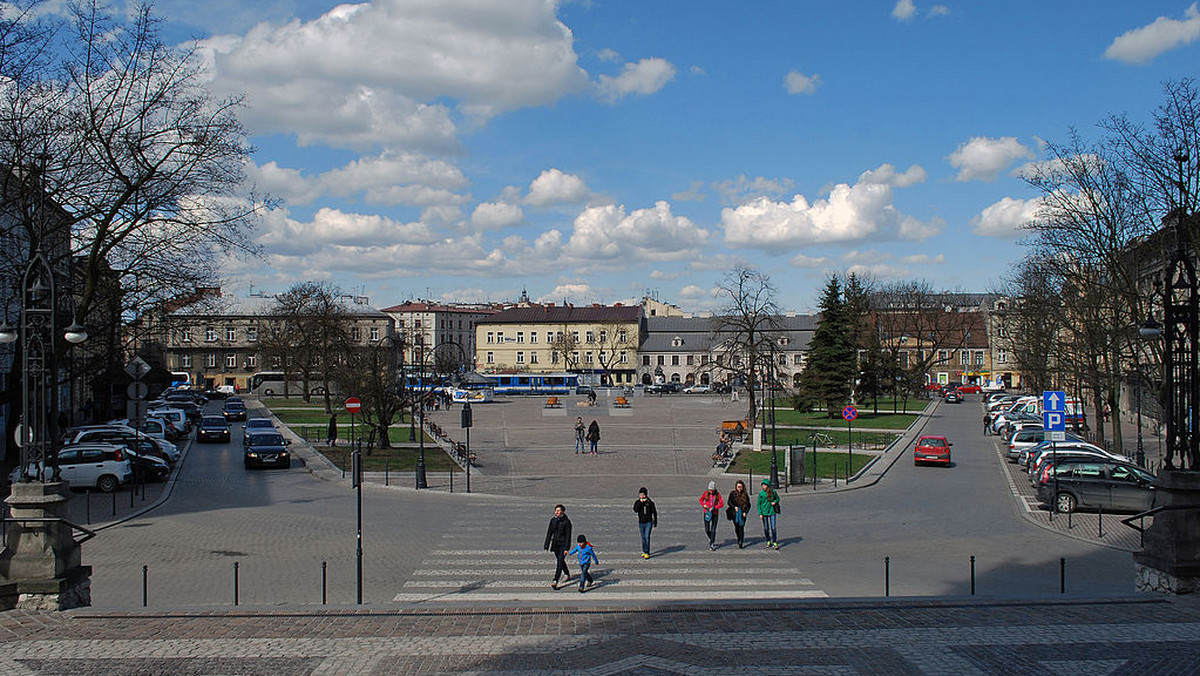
[543,504,573,589]
[727,480,751,548]
[586,420,600,455]
[633,487,658,558]
[699,481,724,550]
[757,479,781,548]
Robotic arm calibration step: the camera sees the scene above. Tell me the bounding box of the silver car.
[9,443,133,492]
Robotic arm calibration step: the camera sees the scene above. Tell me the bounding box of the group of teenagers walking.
[542,481,784,591]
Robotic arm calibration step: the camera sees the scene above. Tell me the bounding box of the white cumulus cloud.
[972,196,1043,237]
[596,57,677,102]
[948,136,1033,182]
[199,0,589,150]
[1105,3,1200,64]
[470,202,525,231]
[784,69,822,95]
[892,0,917,21]
[525,169,591,206]
[720,176,940,249]
[564,201,709,262]
[858,163,927,188]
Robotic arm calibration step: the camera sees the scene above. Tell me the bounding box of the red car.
[914,435,952,466]
[957,384,982,394]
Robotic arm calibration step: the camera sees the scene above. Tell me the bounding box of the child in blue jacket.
[568,534,599,593]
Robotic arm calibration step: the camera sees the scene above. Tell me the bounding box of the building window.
[226,327,236,341]
[182,355,192,368]
[701,355,709,365]
[779,337,790,346]
[517,332,525,343]
[497,331,505,343]
[671,337,682,347]
[206,353,217,368]
[398,319,405,329]
[794,354,803,366]
[997,349,1007,364]
[547,332,555,343]
[530,332,538,344]
[247,354,257,368]
[486,352,494,365]
[619,351,627,364]
[551,352,560,364]
[415,319,422,328]
[226,354,237,367]
[671,355,680,366]
[246,327,257,342]
[938,349,949,364]
[181,328,192,342]
[960,350,969,366]
[686,355,694,366]
[572,351,580,365]
[205,328,217,342]
[586,331,595,343]
[516,351,525,364]
[530,352,538,364]
[599,330,607,343]
[974,350,984,366]
[618,329,627,343]
[351,327,363,342]
[643,355,651,366]
[657,355,665,366]
[584,351,593,364]
[487,332,494,344]
[370,327,380,341]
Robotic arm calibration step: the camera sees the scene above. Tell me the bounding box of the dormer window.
[671,336,683,347]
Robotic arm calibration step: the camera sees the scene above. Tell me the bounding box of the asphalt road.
[81,394,1137,609]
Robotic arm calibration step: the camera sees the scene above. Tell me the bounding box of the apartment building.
[380,301,495,372]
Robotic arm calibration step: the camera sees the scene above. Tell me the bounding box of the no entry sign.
[344,397,362,414]
[842,405,858,421]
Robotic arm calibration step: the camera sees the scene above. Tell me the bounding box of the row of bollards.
[884,555,1068,596]
[142,560,334,607]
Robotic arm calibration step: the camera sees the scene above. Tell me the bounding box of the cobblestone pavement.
[1,596,1199,674]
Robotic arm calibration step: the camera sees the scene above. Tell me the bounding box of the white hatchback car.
[9,443,133,492]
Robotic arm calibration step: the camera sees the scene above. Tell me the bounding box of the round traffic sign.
[842,405,858,421]
[344,397,362,414]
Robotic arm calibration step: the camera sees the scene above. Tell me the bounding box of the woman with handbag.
[699,481,724,551]
[757,479,781,549]
[727,480,751,548]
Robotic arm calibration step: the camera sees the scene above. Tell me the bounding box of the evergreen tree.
[796,276,857,417]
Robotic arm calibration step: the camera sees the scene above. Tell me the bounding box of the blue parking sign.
[1042,390,1066,432]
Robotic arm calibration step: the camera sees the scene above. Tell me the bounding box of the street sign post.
[842,405,858,474]
[1043,390,1066,441]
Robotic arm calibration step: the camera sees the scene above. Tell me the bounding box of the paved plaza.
[4,390,1191,673]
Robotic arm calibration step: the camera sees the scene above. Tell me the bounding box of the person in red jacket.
[699,481,724,551]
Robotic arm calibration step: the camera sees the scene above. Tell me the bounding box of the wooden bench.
[545,396,562,408]
[720,419,750,440]
[613,396,631,408]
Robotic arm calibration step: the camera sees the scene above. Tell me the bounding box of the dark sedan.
[222,400,247,422]
[1035,459,1156,513]
[244,431,291,469]
[197,416,232,443]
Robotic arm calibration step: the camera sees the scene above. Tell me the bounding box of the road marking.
[412,567,801,576]
[402,578,814,589]
[392,589,829,602]
[994,445,1034,513]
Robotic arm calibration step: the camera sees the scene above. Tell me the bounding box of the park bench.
[545,396,562,408]
[720,419,750,441]
[613,396,631,408]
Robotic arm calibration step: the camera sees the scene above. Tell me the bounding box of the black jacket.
[633,497,658,525]
[544,514,572,550]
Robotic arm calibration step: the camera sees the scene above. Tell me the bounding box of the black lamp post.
[415,339,427,489]
[768,348,779,489]
[0,253,88,481]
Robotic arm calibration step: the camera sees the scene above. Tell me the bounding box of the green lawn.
[729,448,874,479]
[772,427,899,450]
[769,408,919,430]
[319,445,462,473]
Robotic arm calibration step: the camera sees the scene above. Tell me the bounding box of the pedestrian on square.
[699,481,724,550]
[727,480,751,548]
[574,416,586,454]
[326,414,338,447]
[757,479,781,548]
[633,487,658,558]
[983,410,991,435]
[568,534,599,593]
[543,504,573,589]
[586,420,600,455]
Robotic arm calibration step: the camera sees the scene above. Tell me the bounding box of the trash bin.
[788,445,806,485]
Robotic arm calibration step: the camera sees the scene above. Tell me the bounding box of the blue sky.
[151,1,1200,312]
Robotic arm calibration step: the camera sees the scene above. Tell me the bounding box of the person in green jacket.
[757,479,780,548]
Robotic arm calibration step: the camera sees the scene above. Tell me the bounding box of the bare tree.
[548,327,580,372]
[871,281,981,400]
[266,282,353,412]
[333,338,402,450]
[709,266,782,425]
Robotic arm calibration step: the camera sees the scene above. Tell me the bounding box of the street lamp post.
[768,348,779,489]
[415,339,427,489]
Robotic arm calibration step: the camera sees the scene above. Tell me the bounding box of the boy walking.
[568,534,599,593]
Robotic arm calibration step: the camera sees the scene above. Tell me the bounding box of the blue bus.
[484,373,580,395]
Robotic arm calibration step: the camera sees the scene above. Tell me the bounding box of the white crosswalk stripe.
[394,504,827,602]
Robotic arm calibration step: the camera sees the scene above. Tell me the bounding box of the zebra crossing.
[393,503,827,603]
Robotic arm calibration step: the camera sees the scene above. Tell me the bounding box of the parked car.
[222,399,248,422]
[1027,443,1131,480]
[914,435,952,466]
[197,416,232,443]
[575,385,596,396]
[683,384,712,394]
[203,388,231,400]
[244,431,291,469]
[108,417,170,441]
[125,448,171,482]
[1006,428,1085,462]
[9,443,132,492]
[1035,459,1156,513]
[147,408,192,435]
[957,384,982,394]
[943,389,963,403]
[67,426,179,464]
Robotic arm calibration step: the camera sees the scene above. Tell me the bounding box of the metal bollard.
[112,490,117,516]
[449,467,453,493]
[385,458,389,486]
[322,561,327,605]
[234,561,240,606]
[1060,557,1066,594]
[970,555,976,595]
[1098,505,1104,538]
[142,565,148,607]
[86,491,91,525]
[885,556,890,596]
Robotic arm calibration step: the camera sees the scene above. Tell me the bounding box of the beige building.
[162,290,392,391]
[380,301,495,372]
[474,304,642,385]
